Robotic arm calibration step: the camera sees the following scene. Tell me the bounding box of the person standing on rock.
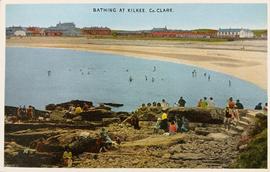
[224,107,232,131]
[180,116,189,132]
[154,118,162,134]
[178,97,186,107]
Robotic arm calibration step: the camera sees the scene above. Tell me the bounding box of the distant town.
[6,22,267,40]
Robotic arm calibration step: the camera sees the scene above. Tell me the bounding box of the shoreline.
[6,38,267,90]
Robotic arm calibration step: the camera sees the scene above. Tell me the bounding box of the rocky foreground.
[4,100,266,168]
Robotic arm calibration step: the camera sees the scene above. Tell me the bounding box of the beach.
[6,37,267,90]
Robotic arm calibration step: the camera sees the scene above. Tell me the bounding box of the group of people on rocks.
[154,110,189,135]
[5,105,36,123]
[65,102,94,118]
[223,97,267,131]
[197,97,215,108]
[16,105,35,120]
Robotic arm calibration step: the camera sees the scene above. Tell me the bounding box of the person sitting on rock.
[201,97,208,109]
[36,138,45,152]
[169,121,177,135]
[154,118,162,134]
[146,103,152,111]
[255,102,263,110]
[197,99,203,108]
[63,146,73,167]
[150,102,157,112]
[207,97,215,108]
[138,103,148,114]
[160,110,169,132]
[99,128,113,152]
[180,116,189,132]
[161,99,169,109]
[75,104,82,115]
[153,103,162,115]
[236,99,244,109]
[82,103,89,112]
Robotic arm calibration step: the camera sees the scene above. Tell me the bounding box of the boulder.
[168,107,224,124]
[5,142,59,167]
[46,100,93,111]
[80,109,116,121]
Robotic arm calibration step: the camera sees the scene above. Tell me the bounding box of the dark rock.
[46,100,93,111]
[168,107,224,124]
[103,103,124,107]
[45,104,56,111]
[80,109,116,121]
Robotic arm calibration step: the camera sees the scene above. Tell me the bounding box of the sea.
[5,47,267,112]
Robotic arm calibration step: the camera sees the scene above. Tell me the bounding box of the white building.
[14,30,26,37]
[217,28,254,38]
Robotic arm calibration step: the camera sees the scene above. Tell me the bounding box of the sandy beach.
[6,37,267,90]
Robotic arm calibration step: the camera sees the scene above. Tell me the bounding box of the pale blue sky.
[6,3,267,30]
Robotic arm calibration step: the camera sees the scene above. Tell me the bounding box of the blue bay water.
[5,47,267,111]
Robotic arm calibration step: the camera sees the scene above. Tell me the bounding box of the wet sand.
[6,37,267,90]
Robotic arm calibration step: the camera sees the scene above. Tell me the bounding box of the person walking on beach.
[208,75,211,81]
[229,80,231,87]
[48,70,51,76]
[204,73,207,77]
[129,76,133,83]
[153,66,156,72]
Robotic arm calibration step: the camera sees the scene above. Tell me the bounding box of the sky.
[6,3,268,30]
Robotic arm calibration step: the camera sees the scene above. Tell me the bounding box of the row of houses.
[6,23,266,39]
[6,22,111,37]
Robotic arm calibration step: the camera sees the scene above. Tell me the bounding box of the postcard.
[1,0,268,170]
